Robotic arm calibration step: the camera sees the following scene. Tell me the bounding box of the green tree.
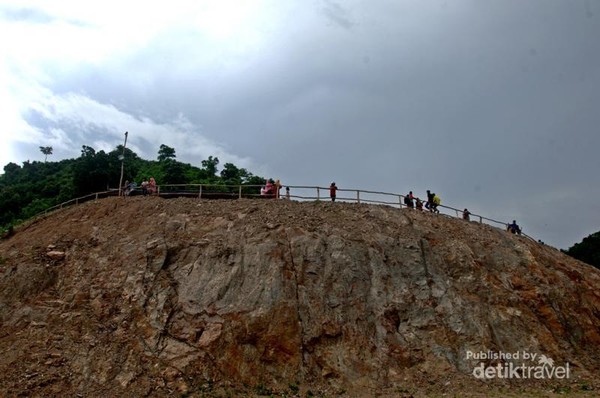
[2,163,21,184]
[220,163,241,184]
[161,159,186,185]
[80,145,96,157]
[201,156,219,178]
[73,146,113,195]
[39,146,53,162]
[565,232,600,270]
[220,162,253,185]
[157,144,176,162]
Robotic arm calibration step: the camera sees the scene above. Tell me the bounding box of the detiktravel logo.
[465,350,570,380]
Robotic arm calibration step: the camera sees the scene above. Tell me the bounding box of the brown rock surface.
[0,196,599,397]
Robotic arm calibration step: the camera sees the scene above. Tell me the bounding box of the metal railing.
[284,185,535,241]
[24,183,536,242]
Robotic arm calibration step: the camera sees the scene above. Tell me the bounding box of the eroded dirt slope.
[0,197,599,397]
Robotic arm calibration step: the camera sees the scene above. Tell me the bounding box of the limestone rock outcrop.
[0,197,598,396]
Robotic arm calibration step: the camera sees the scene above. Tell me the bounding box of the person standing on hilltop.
[404,191,414,208]
[425,190,433,211]
[330,182,338,202]
[463,208,471,221]
[432,193,441,213]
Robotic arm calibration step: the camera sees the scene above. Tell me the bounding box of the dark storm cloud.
[3,0,599,249]
[320,0,355,30]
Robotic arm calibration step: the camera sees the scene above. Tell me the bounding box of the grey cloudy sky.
[1,0,599,250]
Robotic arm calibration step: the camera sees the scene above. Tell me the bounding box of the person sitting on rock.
[415,198,423,211]
[126,181,137,196]
[122,180,130,196]
[507,220,522,235]
[265,179,274,197]
[148,177,157,195]
[141,178,149,196]
[260,179,275,198]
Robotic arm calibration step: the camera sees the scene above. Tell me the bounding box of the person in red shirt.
[330,182,338,202]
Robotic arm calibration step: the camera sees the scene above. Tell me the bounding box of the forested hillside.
[0,144,265,233]
[565,231,600,270]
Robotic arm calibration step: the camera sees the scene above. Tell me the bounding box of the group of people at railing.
[118,177,525,238]
[398,188,521,235]
[260,179,287,199]
[122,177,157,196]
[402,190,441,214]
[259,179,292,200]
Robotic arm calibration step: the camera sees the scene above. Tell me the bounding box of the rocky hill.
[0,197,599,397]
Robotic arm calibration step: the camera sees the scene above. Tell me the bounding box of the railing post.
[356,190,360,204]
[199,185,202,199]
[157,186,160,196]
[95,193,98,200]
[317,187,320,201]
[239,185,242,199]
[479,216,483,224]
[399,195,403,208]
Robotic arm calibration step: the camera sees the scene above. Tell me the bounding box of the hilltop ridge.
[0,197,599,397]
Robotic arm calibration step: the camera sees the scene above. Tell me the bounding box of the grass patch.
[254,382,273,396]
[289,383,300,394]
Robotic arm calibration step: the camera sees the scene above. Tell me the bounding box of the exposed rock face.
[0,197,599,396]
